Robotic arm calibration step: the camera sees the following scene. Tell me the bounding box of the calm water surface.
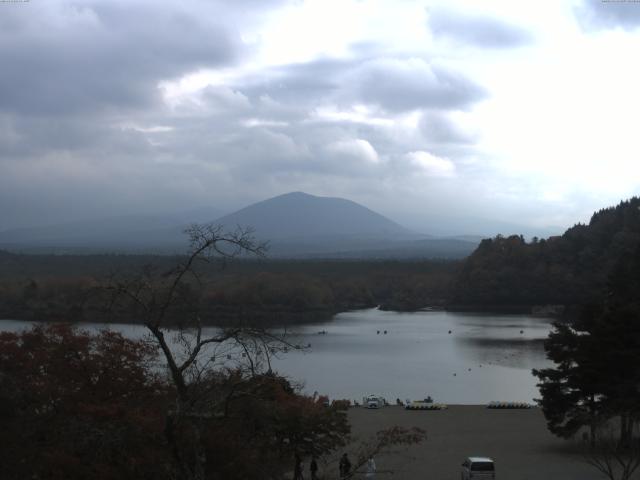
[0,308,552,404]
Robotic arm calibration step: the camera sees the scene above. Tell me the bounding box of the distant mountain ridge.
[213,192,415,240]
[0,192,479,258]
[0,208,224,251]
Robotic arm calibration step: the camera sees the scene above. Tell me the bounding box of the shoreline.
[0,303,558,328]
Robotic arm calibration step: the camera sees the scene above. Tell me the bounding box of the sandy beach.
[334,405,604,480]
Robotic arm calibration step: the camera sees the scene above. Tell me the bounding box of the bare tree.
[582,423,640,480]
[107,224,297,480]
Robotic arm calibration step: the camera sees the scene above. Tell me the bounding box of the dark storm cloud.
[427,7,533,48]
[0,1,241,115]
[575,0,640,30]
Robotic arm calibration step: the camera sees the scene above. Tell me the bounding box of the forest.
[450,197,640,312]
[0,251,457,325]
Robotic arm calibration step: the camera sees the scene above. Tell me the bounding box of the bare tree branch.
[582,423,640,480]
[102,223,294,480]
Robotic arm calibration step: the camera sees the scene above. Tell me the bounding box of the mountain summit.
[0,192,478,258]
[214,192,413,240]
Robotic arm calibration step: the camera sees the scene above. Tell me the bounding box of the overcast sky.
[1,0,640,234]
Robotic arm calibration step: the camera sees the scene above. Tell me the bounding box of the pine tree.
[534,245,640,445]
[533,315,605,444]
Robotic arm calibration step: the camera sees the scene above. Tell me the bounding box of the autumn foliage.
[0,324,167,479]
[0,324,350,480]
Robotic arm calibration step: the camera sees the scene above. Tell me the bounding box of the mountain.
[399,214,562,239]
[207,192,480,259]
[0,208,225,252]
[213,192,414,240]
[0,192,479,258]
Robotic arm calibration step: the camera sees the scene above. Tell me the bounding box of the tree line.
[530,199,640,480]
[0,254,457,325]
[451,197,640,310]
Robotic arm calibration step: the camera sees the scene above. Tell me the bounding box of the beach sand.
[330,405,603,480]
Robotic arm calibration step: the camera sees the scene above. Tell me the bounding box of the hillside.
[0,208,224,251]
[450,197,640,310]
[213,191,414,240]
[212,192,481,258]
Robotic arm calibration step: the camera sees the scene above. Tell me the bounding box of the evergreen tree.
[533,315,605,444]
[534,244,640,444]
[592,244,640,445]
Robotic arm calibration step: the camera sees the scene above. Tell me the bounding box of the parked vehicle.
[461,457,495,479]
[363,395,385,409]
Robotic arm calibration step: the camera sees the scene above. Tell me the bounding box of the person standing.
[365,455,376,478]
[339,453,351,478]
[310,455,318,480]
[293,453,304,480]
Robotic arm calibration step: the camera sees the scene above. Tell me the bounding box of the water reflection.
[0,309,553,404]
[270,309,552,403]
[454,337,547,369]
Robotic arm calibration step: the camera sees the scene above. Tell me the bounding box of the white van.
[363,395,385,409]
[461,457,495,479]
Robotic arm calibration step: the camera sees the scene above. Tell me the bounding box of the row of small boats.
[403,401,533,410]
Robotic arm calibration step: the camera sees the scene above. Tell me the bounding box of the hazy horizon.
[0,190,565,239]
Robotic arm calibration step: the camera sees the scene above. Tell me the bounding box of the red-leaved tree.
[0,324,167,480]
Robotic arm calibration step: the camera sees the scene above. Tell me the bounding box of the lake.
[0,308,552,404]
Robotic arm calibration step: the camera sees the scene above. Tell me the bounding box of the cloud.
[427,7,533,48]
[239,58,350,105]
[405,151,456,177]
[575,0,640,30]
[242,118,289,128]
[419,111,477,146]
[326,138,380,164]
[239,56,486,114]
[121,124,174,134]
[352,58,487,112]
[0,1,242,116]
[6,0,605,235]
[201,86,252,113]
